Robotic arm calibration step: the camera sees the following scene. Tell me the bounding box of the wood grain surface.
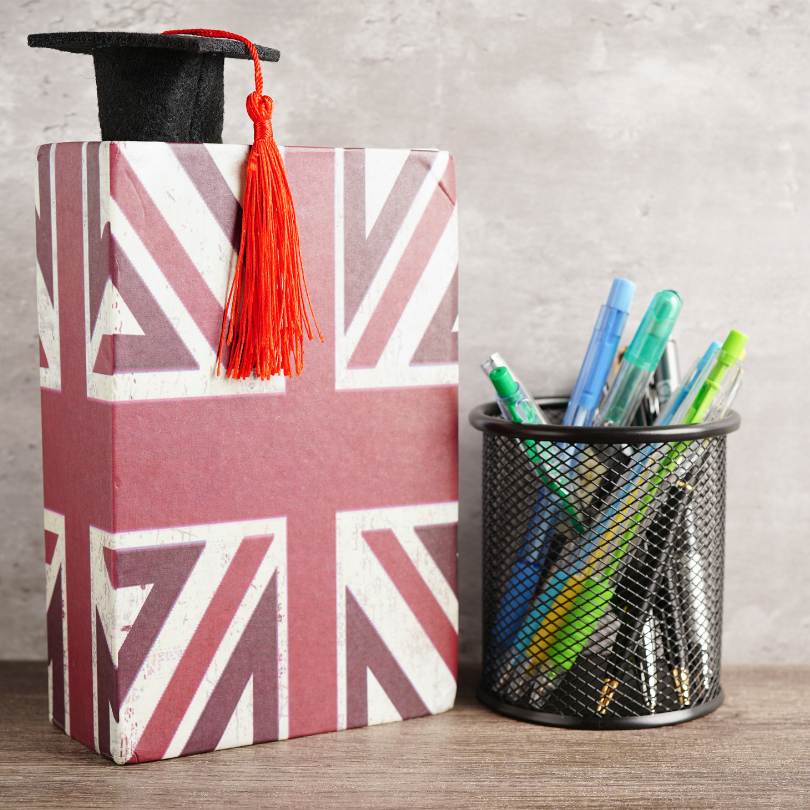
[1,662,808,808]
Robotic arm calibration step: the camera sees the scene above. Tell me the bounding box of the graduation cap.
[28,30,280,143]
[29,28,321,379]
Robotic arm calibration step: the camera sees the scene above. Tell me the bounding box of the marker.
[565,278,635,427]
[596,290,682,426]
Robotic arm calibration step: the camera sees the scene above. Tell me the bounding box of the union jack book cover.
[36,141,459,764]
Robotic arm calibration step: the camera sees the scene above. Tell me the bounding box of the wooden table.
[1,662,807,808]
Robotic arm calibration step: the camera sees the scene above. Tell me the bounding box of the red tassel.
[162,28,322,378]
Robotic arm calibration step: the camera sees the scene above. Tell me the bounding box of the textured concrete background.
[1,1,808,663]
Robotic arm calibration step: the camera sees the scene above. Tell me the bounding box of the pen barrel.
[597,363,651,426]
[602,481,691,686]
[472,397,737,728]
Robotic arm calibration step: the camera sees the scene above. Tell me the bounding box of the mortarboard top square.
[28,31,281,143]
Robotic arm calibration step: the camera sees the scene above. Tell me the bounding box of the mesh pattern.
[479,406,726,723]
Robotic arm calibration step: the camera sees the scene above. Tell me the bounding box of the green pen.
[520,329,748,698]
[483,356,584,533]
[596,290,683,427]
[683,329,747,424]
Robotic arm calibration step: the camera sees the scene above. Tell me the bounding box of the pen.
[638,339,678,426]
[596,290,682,427]
[654,340,681,411]
[514,329,748,700]
[638,385,659,426]
[502,279,633,646]
[604,460,695,716]
[483,353,550,426]
[656,341,720,426]
[565,278,635,427]
[659,341,744,704]
[680,329,747,424]
[658,559,691,708]
[515,277,633,657]
[596,479,694,715]
[677,491,714,701]
[670,335,746,700]
[482,356,584,651]
[639,614,660,712]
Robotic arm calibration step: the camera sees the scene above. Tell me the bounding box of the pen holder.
[470,398,740,729]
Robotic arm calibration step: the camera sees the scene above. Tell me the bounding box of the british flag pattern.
[36,141,458,764]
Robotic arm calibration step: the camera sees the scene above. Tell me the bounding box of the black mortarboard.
[27,31,280,143]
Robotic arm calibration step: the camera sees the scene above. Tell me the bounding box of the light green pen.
[482,356,584,533]
[683,329,747,423]
[596,290,683,426]
[519,328,748,698]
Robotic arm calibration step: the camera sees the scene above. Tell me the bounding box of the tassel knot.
[246,91,274,141]
[162,28,322,379]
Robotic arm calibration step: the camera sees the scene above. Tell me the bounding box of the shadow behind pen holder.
[470,398,740,729]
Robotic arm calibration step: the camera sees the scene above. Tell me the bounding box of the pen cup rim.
[469,396,741,443]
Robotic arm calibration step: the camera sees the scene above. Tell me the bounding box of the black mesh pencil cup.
[470,398,740,729]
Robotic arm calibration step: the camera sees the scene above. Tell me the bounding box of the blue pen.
[656,341,720,426]
[489,280,634,653]
[565,278,636,427]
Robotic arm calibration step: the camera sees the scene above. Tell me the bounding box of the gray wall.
[2,0,807,663]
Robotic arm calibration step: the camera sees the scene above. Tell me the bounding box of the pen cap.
[482,357,548,425]
[624,290,683,373]
[489,366,519,398]
[606,277,635,313]
[481,353,507,379]
[716,329,747,367]
[685,329,749,424]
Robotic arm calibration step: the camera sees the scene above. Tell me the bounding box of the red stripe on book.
[342,151,429,330]
[130,534,272,762]
[363,529,457,676]
[410,266,458,365]
[347,165,455,370]
[170,144,242,251]
[345,591,429,728]
[182,573,280,755]
[109,144,224,352]
[53,142,96,748]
